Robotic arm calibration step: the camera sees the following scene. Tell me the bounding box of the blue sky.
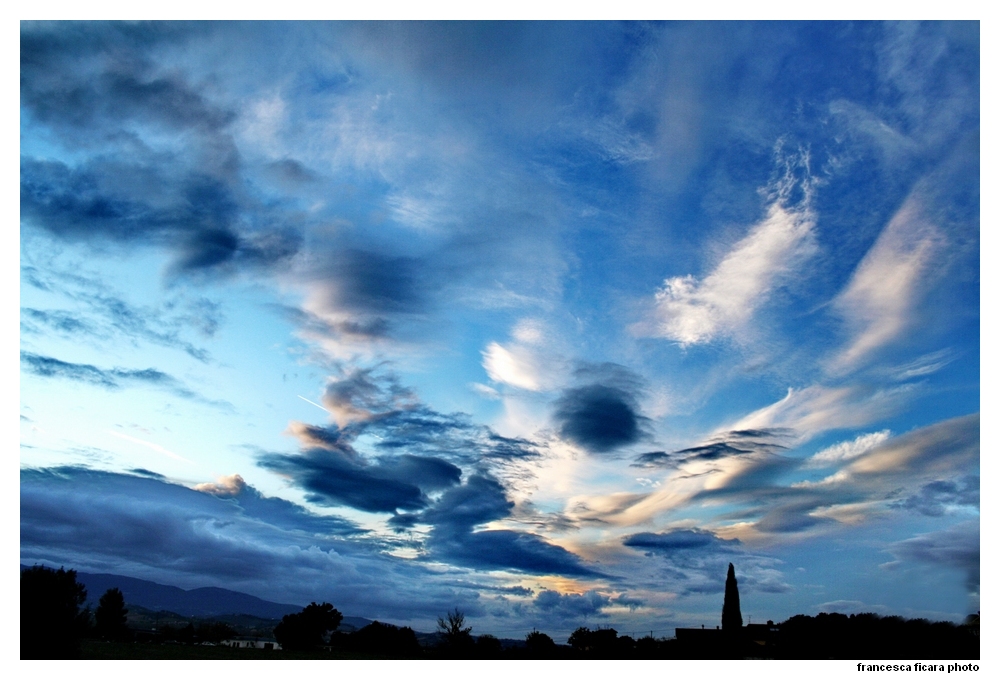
[19,21,979,641]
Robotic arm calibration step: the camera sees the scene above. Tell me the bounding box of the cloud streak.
[642,152,817,346]
[19,351,229,408]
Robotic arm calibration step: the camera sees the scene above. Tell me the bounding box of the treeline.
[21,565,979,660]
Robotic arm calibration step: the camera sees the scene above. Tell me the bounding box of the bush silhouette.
[475,633,503,657]
[349,620,422,658]
[95,587,130,641]
[21,565,90,659]
[273,602,343,651]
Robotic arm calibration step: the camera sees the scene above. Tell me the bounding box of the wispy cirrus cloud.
[636,151,817,346]
[19,351,230,409]
[827,194,946,374]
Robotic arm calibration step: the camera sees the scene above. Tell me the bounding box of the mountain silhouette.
[21,565,301,619]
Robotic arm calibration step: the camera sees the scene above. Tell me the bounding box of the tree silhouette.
[525,629,556,655]
[568,626,592,651]
[475,633,503,657]
[273,602,343,651]
[437,608,473,651]
[21,565,90,659]
[349,621,422,658]
[721,562,743,631]
[95,587,130,641]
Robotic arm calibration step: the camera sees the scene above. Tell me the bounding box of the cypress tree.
[722,562,743,631]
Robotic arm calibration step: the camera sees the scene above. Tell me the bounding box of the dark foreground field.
[81,639,378,660]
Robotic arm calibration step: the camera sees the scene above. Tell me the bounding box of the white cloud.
[805,430,892,468]
[728,384,910,443]
[469,382,500,400]
[646,196,815,346]
[195,473,247,497]
[481,319,567,391]
[827,194,944,374]
[483,341,543,391]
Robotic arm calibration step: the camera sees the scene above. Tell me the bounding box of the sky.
[18,20,980,642]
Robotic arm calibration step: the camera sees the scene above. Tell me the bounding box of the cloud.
[20,158,301,278]
[20,26,302,279]
[550,364,651,454]
[430,529,602,577]
[893,475,979,517]
[630,451,672,469]
[21,263,223,360]
[729,384,912,443]
[631,428,791,469]
[483,342,545,391]
[420,475,512,530]
[19,351,229,408]
[481,319,568,391]
[399,475,603,578]
[623,528,741,553]
[19,466,493,621]
[889,521,979,594]
[805,430,892,468]
[619,526,789,597]
[319,368,417,428]
[533,589,610,618]
[828,194,946,374]
[295,369,542,470]
[840,413,978,481]
[640,152,816,346]
[553,384,644,453]
[194,473,247,497]
[301,249,428,319]
[259,445,460,514]
[21,467,363,580]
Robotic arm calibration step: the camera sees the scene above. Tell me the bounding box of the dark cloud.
[20,467,362,583]
[420,475,512,530]
[21,23,231,136]
[19,351,229,408]
[673,442,755,460]
[630,451,670,468]
[552,363,652,454]
[265,368,543,529]
[128,468,166,479]
[275,305,392,341]
[430,529,601,577]
[418,476,602,577]
[19,465,490,621]
[633,428,793,468]
[259,446,459,514]
[894,475,979,517]
[534,589,610,618]
[611,593,644,611]
[302,369,541,468]
[194,474,365,537]
[752,503,834,534]
[553,384,644,453]
[623,528,741,553]
[21,158,302,276]
[20,23,302,280]
[890,521,980,594]
[307,249,427,316]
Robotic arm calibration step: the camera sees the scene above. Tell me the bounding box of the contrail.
[298,395,331,413]
[107,430,194,464]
